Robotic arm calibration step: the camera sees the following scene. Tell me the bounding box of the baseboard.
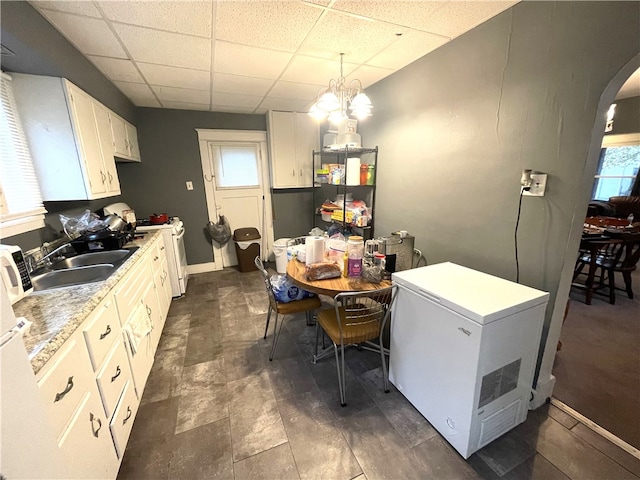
[550,398,640,459]
[186,262,220,274]
[530,374,556,409]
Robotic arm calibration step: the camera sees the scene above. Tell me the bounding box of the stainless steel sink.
[32,247,139,291]
[31,265,116,291]
[51,249,135,270]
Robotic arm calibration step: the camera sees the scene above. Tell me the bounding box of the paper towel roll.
[346,157,361,186]
[305,236,325,265]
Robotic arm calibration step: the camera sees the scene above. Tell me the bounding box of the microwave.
[0,245,33,304]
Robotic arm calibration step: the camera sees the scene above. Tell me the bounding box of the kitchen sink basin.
[31,265,116,291]
[51,249,136,270]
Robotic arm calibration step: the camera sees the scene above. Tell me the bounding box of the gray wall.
[608,96,640,135]
[359,1,639,375]
[271,189,314,239]
[1,1,135,251]
[119,108,266,265]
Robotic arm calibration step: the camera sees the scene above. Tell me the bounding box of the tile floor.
[117,268,640,480]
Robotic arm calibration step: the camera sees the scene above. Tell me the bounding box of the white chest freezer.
[390,262,549,458]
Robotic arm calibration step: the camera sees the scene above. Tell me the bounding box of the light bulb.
[318,92,340,111]
[308,103,328,120]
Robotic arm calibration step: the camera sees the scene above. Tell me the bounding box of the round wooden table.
[286,259,391,297]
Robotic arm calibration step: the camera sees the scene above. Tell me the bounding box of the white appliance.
[0,275,68,478]
[104,202,188,297]
[0,244,33,304]
[390,262,549,459]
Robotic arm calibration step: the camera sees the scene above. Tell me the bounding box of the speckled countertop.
[12,231,160,375]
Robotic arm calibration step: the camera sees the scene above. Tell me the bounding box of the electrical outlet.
[186,181,193,191]
[523,174,547,196]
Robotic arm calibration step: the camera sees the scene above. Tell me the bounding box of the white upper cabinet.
[11,74,123,200]
[111,112,141,162]
[267,111,319,188]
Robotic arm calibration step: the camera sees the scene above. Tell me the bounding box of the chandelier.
[308,53,373,125]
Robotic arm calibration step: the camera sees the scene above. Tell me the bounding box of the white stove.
[104,204,188,297]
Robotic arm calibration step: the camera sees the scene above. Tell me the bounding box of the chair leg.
[333,342,347,407]
[263,306,273,339]
[380,335,389,393]
[269,312,283,361]
[313,321,320,363]
[622,271,634,299]
[608,269,616,305]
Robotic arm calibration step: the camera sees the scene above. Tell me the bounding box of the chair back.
[333,285,398,342]
[254,256,277,309]
[618,233,640,272]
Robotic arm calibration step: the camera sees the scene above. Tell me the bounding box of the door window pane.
[212,144,259,188]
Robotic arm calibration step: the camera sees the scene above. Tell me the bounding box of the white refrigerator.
[0,278,68,478]
[390,262,549,458]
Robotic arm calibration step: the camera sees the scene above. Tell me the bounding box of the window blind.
[0,71,46,238]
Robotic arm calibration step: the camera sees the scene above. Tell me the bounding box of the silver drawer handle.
[54,376,74,403]
[99,324,111,340]
[90,412,102,438]
[123,406,132,425]
[111,365,121,383]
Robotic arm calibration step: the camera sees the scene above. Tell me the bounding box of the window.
[210,144,260,189]
[0,72,46,238]
[592,144,640,201]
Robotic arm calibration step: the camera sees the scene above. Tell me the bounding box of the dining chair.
[313,285,398,406]
[254,256,321,361]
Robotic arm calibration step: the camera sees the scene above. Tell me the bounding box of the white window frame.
[0,71,46,238]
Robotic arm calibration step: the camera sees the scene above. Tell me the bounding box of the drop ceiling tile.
[346,65,394,89]
[298,10,405,63]
[280,55,358,84]
[367,29,449,70]
[151,85,210,104]
[113,23,211,70]
[113,81,161,107]
[216,1,322,53]
[331,1,446,34]
[213,73,274,97]
[211,92,263,109]
[38,10,126,58]
[211,105,259,114]
[31,1,102,18]
[97,1,213,38]
[138,63,210,91]
[413,1,518,38]
[214,42,293,80]
[87,56,144,83]
[259,96,309,112]
[162,101,211,111]
[268,80,325,101]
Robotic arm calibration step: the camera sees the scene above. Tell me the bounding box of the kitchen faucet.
[27,242,75,273]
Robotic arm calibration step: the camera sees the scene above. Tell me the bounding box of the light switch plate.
[186,181,193,191]
[523,174,547,197]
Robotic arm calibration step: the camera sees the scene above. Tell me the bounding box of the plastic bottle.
[360,164,368,185]
[347,236,364,277]
[366,165,375,185]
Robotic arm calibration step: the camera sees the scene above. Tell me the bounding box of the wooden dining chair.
[313,285,398,406]
[254,256,321,361]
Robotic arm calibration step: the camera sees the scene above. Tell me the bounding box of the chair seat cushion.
[318,306,382,345]
[276,295,321,315]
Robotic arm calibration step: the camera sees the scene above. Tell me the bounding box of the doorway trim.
[196,129,274,271]
[532,53,640,409]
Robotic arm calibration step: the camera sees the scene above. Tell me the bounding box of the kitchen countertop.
[13,231,160,375]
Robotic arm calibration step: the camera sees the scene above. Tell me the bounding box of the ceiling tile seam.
[210,0,216,111]
[89,56,212,74]
[254,3,332,113]
[98,18,213,41]
[92,1,162,108]
[32,4,102,22]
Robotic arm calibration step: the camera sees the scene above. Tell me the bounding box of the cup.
[399,230,408,238]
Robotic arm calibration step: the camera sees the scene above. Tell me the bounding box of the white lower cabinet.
[29,235,171,479]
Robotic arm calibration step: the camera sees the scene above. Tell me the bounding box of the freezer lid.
[392,262,549,324]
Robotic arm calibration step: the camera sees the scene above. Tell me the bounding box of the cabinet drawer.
[114,259,148,326]
[58,386,118,479]
[109,381,139,458]
[96,340,133,418]
[83,294,120,371]
[37,338,94,436]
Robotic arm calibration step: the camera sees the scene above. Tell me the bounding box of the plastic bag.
[270,274,315,303]
[206,215,231,245]
[60,209,104,238]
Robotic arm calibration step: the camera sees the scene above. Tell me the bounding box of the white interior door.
[197,130,274,271]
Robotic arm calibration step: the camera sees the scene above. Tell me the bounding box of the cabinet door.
[66,84,108,197]
[83,294,121,371]
[125,121,141,161]
[93,102,121,195]
[295,113,319,187]
[110,112,129,159]
[269,111,297,188]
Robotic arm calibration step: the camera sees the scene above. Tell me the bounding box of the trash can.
[273,238,290,274]
[233,227,261,272]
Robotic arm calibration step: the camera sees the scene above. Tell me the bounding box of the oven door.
[173,227,188,294]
